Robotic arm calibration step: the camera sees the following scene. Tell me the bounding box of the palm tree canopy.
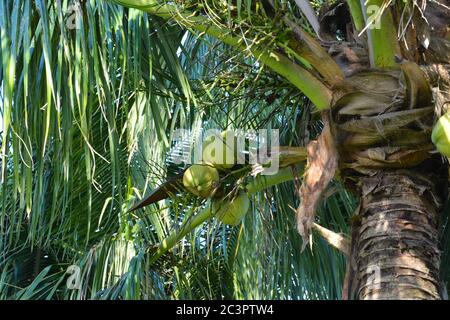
[0,0,449,299]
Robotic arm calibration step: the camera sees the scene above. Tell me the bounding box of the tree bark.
[348,160,447,299]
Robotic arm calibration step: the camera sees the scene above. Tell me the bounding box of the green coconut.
[183,164,220,198]
[432,113,450,157]
[213,192,250,226]
[202,130,238,169]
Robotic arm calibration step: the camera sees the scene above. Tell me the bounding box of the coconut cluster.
[182,130,249,226]
[432,113,450,157]
[202,129,239,169]
[213,192,250,226]
[182,164,219,198]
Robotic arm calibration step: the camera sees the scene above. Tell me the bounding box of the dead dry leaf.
[296,113,338,251]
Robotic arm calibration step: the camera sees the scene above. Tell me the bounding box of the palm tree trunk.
[347,159,447,299]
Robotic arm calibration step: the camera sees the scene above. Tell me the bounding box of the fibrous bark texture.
[349,162,447,300]
[332,66,448,299]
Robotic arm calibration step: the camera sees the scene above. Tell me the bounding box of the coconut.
[202,130,238,169]
[432,113,450,157]
[183,164,220,198]
[213,192,250,226]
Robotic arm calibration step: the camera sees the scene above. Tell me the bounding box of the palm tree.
[0,0,449,300]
